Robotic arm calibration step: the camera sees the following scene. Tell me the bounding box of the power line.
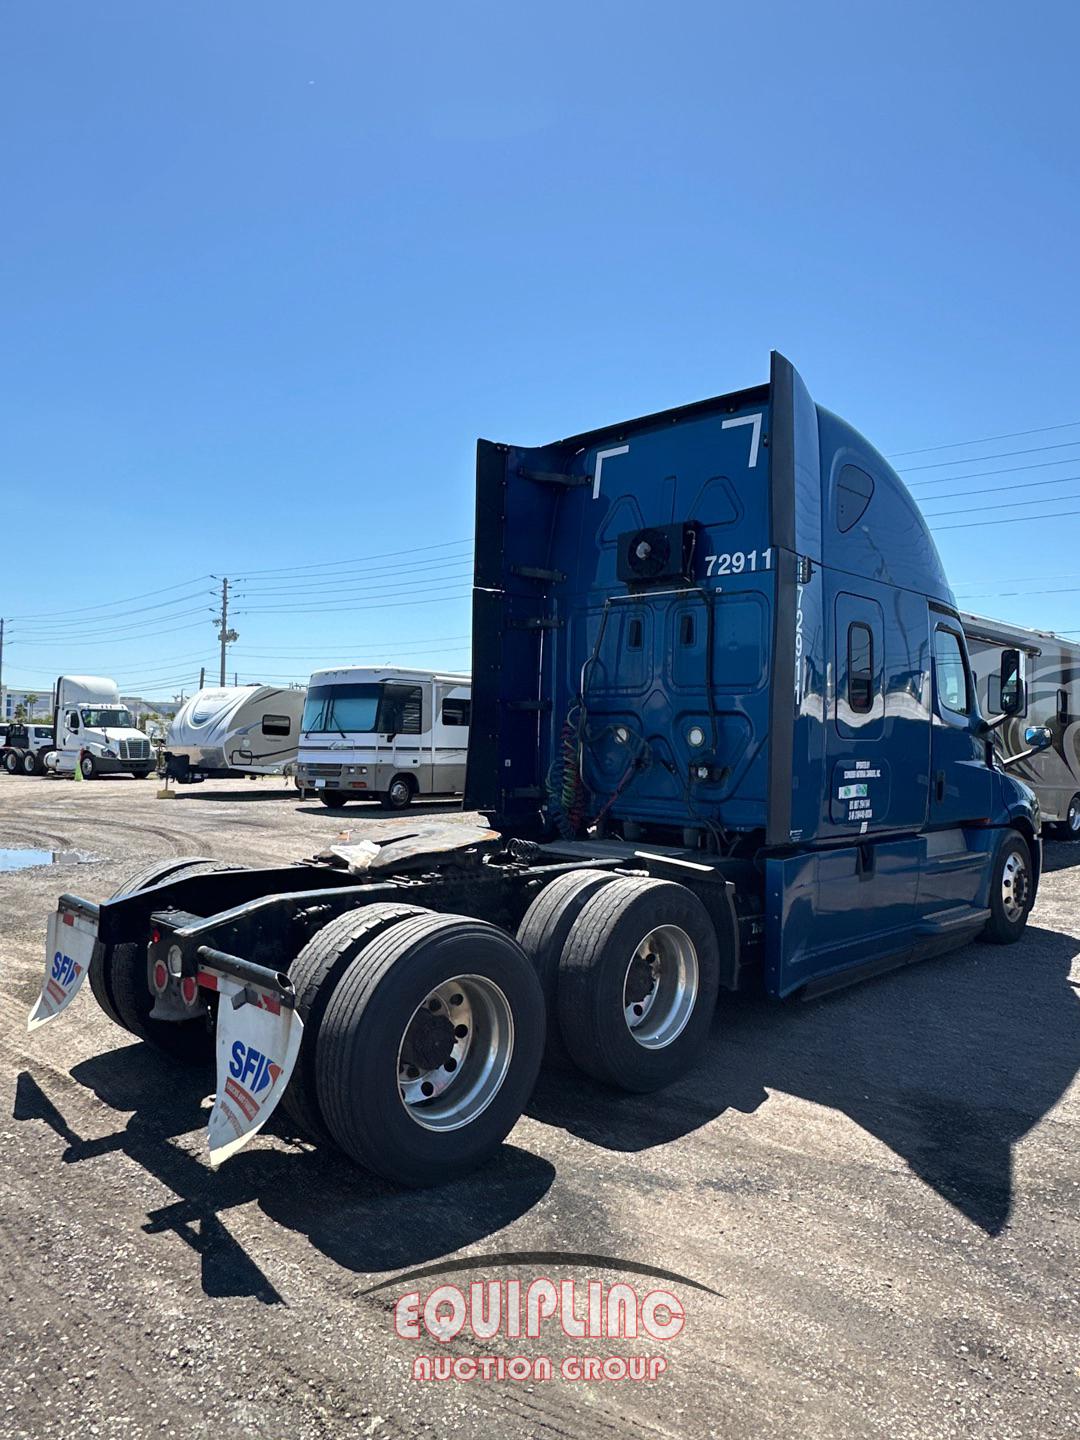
[923,491,1080,520]
[907,454,1080,490]
[4,619,212,648]
[889,418,1080,459]
[7,574,213,622]
[236,583,472,616]
[933,508,1080,532]
[899,439,1080,473]
[233,537,472,580]
[914,473,1080,505]
[238,556,474,595]
[232,635,472,659]
[8,603,212,641]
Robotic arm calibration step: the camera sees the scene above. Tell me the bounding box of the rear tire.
[981,832,1034,944]
[90,857,242,1058]
[557,876,720,1092]
[21,751,39,776]
[282,903,427,1145]
[315,912,545,1186]
[516,869,619,1065]
[3,752,18,774]
[319,792,348,809]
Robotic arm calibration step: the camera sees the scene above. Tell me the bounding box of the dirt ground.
[1,773,1077,1440]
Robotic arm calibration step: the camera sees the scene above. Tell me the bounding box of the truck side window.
[442,698,471,726]
[68,712,80,732]
[847,624,874,713]
[934,627,971,716]
[262,714,291,736]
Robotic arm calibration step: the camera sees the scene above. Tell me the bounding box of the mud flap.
[28,906,98,1031]
[203,970,304,1167]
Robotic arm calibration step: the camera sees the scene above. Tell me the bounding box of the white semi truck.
[34,676,156,779]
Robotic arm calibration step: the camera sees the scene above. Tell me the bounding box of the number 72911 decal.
[704,548,772,577]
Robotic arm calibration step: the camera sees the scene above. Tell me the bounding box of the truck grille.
[305,763,342,780]
[119,740,151,761]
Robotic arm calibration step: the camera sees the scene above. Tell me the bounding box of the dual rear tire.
[283,906,544,1187]
[518,872,721,1092]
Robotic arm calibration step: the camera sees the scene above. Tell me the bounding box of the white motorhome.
[165,685,307,783]
[40,676,155,779]
[296,666,470,809]
[962,612,1080,838]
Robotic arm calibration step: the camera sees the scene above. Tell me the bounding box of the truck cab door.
[929,618,992,827]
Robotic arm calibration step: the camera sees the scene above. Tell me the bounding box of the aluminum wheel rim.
[1001,850,1029,923]
[1069,800,1080,833]
[396,974,514,1132]
[622,924,699,1050]
[390,780,410,805]
[81,758,93,777]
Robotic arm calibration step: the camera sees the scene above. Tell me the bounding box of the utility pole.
[213,577,238,687]
[0,617,5,706]
[199,665,205,690]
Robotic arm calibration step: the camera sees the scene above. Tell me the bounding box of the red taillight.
[151,928,161,945]
[152,961,168,993]
[180,976,199,1007]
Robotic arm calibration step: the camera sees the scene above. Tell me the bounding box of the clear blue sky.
[2,1,1078,701]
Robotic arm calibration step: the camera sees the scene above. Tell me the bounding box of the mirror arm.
[976,712,1009,737]
[1000,746,1041,770]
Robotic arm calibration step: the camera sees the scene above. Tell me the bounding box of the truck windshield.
[80,708,134,728]
[303,683,382,734]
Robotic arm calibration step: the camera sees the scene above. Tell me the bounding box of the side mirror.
[1024,725,1053,752]
[999,649,1025,715]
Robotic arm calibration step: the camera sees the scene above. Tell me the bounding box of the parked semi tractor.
[962,612,1080,838]
[1,721,57,776]
[22,676,156,779]
[30,355,1050,1188]
[165,685,307,784]
[296,666,471,809]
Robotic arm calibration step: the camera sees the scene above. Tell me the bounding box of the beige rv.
[295,665,470,809]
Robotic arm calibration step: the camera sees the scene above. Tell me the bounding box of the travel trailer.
[33,354,1050,1188]
[164,685,307,783]
[295,666,471,809]
[962,612,1080,837]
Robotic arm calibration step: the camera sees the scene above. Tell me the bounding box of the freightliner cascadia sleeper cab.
[30,355,1049,1188]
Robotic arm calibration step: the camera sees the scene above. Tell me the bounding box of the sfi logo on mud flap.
[51,952,81,987]
[229,1042,282,1095]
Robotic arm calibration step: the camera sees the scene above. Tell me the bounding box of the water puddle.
[0,847,102,873]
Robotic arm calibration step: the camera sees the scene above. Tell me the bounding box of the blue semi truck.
[30,355,1051,1186]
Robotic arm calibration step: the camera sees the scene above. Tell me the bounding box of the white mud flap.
[28,905,98,1031]
[202,969,303,1167]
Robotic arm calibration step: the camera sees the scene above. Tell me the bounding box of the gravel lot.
[1,773,1078,1440]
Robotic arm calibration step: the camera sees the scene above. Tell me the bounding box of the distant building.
[1,686,55,721]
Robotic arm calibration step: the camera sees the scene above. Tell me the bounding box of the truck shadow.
[527,923,1080,1235]
[1041,839,1080,873]
[13,1052,554,1303]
